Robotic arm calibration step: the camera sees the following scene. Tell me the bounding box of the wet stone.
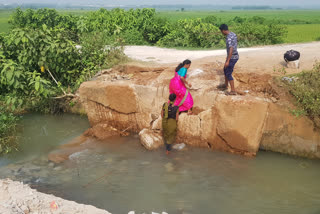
[48,162,55,167]
[53,166,63,171]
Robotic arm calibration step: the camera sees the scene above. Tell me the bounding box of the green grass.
[0,104,19,154]
[157,10,320,24]
[157,10,320,44]
[0,9,13,33]
[285,24,320,43]
[284,62,320,122]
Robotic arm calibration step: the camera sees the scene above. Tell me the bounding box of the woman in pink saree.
[169,59,194,114]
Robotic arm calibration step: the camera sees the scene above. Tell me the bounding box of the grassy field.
[157,10,320,24]
[285,24,320,43]
[157,10,320,44]
[1,9,320,44]
[0,9,12,32]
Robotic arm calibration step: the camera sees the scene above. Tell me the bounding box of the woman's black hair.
[175,59,191,72]
[169,93,176,102]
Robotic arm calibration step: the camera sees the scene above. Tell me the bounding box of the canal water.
[0,113,320,214]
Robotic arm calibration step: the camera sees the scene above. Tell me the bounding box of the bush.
[142,17,172,44]
[118,28,147,45]
[0,104,19,154]
[77,31,126,88]
[233,22,287,46]
[202,15,222,27]
[0,25,80,109]
[9,8,79,41]
[157,18,223,48]
[286,62,320,118]
[80,8,157,34]
[0,25,125,110]
[8,8,290,49]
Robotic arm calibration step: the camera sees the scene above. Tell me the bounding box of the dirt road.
[125,42,320,74]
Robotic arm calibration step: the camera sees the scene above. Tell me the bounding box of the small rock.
[53,166,62,171]
[48,162,55,167]
[35,178,43,183]
[172,143,186,150]
[271,97,278,103]
[139,129,163,150]
[128,211,135,214]
[152,117,162,130]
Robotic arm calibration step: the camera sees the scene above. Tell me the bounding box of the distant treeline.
[232,6,273,10]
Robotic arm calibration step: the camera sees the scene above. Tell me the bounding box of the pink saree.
[169,72,194,112]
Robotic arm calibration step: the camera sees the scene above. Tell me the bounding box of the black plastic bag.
[284,50,300,62]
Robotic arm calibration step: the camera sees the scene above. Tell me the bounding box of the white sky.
[1,0,320,6]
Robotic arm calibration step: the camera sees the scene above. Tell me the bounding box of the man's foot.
[225,91,237,96]
[217,84,228,90]
[166,150,170,155]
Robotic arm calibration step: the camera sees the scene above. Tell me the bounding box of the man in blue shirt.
[219,24,239,95]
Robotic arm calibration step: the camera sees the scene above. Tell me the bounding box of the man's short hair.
[219,24,228,31]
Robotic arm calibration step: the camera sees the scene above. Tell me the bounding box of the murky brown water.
[1,113,320,214]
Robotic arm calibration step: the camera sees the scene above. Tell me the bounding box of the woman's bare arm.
[180,76,192,88]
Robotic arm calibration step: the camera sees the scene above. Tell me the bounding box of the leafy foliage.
[157,18,224,48]
[76,8,172,45]
[0,104,19,154]
[0,24,124,110]
[233,22,287,46]
[285,62,320,118]
[0,26,78,109]
[8,8,288,48]
[9,8,79,40]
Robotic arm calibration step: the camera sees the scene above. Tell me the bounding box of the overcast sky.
[1,0,320,6]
